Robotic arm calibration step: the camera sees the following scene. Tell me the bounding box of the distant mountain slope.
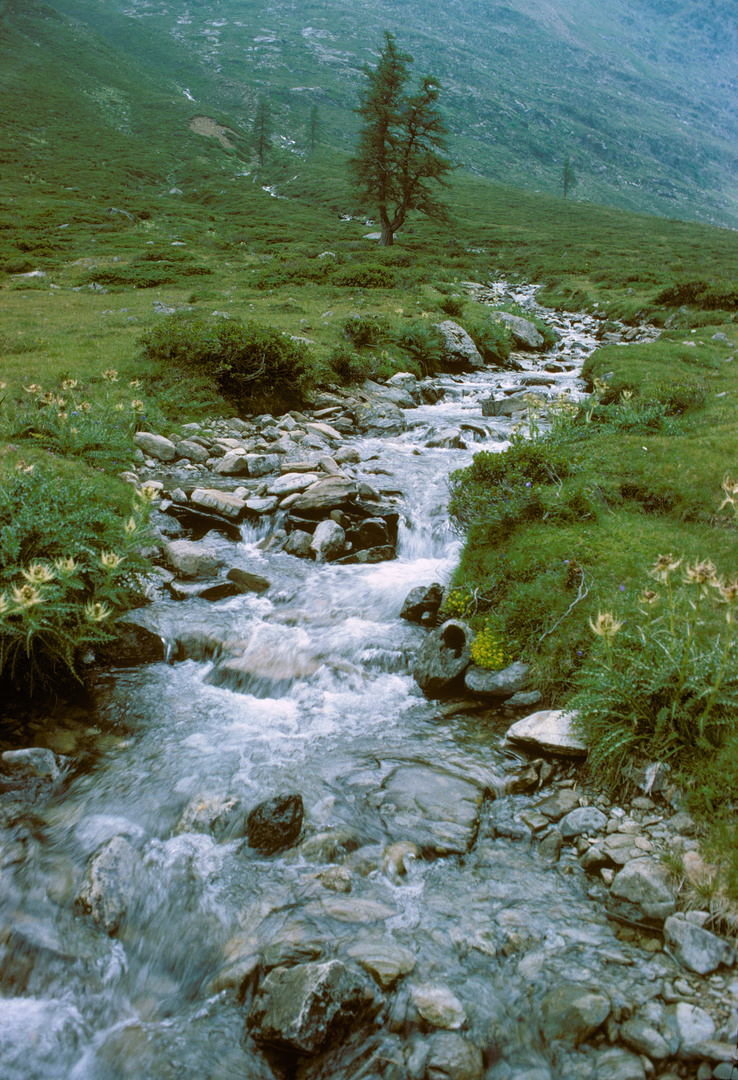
[3,0,737,226]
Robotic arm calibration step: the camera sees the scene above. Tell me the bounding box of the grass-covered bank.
[448,320,738,899]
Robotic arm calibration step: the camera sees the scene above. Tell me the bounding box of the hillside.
[1,0,737,228]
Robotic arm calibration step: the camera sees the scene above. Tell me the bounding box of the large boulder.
[291,478,359,516]
[400,583,444,626]
[164,540,221,580]
[504,710,587,758]
[310,519,346,562]
[133,431,177,462]
[1,747,64,781]
[247,793,304,854]
[481,391,546,417]
[539,983,610,1045]
[95,621,166,666]
[175,439,210,464]
[610,858,677,920]
[354,400,407,437]
[75,835,138,934]
[247,960,373,1054]
[434,321,484,370]
[464,661,530,698]
[496,312,545,349]
[413,620,473,696]
[190,488,247,521]
[663,913,736,974]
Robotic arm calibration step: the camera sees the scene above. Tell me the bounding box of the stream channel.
[1,287,683,1080]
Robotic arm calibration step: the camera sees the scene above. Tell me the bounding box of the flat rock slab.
[291,478,359,515]
[190,488,246,520]
[375,765,483,855]
[317,897,397,924]
[464,661,529,698]
[663,914,736,974]
[347,941,416,988]
[504,710,587,757]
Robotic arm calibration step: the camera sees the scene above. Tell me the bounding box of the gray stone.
[538,829,563,863]
[619,1017,671,1059]
[377,765,482,855]
[285,530,314,557]
[363,378,417,409]
[317,866,352,893]
[434,320,484,370]
[400,583,444,625]
[347,940,416,989]
[247,793,303,854]
[95,622,166,666]
[164,540,221,579]
[594,1047,646,1080]
[663,914,736,974]
[425,1032,483,1080]
[291,478,359,515]
[247,960,373,1054]
[481,391,545,417]
[610,858,677,919]
[226,568,270,594]
[410,983,466,1029]
[539,983,610,1045]
[1,747,63,781]
[354,400,407,437]
[496,312,545,349]
[176,794,245,841]
[559,807,608,838]
[133,431,176,461]
[672,1001,716,1056]
[413,619,473,695]
[245,496,280,515]
[310,519,346,561]
[243,454,281,477]
[504,710,587,757]
[215,450,251,476]
[75,835,137,934]
[464,661,530,698]
[535,788,580,821]
[175,439,210,464]
[190,488,246,520]
[268,472,320,496]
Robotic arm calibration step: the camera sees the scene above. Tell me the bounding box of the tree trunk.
[379,221,394,246]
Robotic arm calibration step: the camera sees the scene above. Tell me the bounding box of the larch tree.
[350,31,452,247]
[252,97,272,167]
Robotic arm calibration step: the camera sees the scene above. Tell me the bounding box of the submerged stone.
[247,793,304,854]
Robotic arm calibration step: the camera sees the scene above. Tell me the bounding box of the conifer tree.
[350,32,452,247]
[252,97,272,166]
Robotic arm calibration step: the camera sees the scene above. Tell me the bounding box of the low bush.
[0,463,152,695]
[138,317,313,410]
[655,279,738,310]
[254,256,334,290]
[393,320,443,375]
[438,295,466,318]
[342,314,390,348]
[464,317,512,366]
[332,263,396,288]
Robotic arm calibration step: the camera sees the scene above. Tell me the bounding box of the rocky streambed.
[1,284,736,1080]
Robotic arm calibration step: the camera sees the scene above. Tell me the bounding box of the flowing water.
[0,289,667,1080]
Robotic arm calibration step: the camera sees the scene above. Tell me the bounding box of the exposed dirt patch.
[189,115,236,150]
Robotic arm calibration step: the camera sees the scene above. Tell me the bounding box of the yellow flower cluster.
[471,626,508,670]
[442,588,471,618]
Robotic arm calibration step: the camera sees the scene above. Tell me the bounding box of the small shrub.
[393,320,443,375]
[342,314,390,348]
[439,296,466,318]
[138,317,312,409]
[655,279,738,310]
[464,317,512,366]
[333,263,396,288]
[327,341,367,383]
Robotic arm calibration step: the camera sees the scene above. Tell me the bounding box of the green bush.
[464,317,512,366]
[438,295,466,318]
[655,279,738,310]
[138,317,313,409]
[327,341,367,383]
[393,320,443,374]
[332,263,396,288]
[0,464,152,694]
[254,256,334,290]
[342,314,390,348]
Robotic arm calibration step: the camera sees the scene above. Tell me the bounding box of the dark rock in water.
[227,568,271,594]
[95,622,165,666]
[247,960,373,1054]
[353,401,407,437]
[247,793,304,854]
[464,661,530,698]
[352,545,396,564]
[481,392,544,417]
[400,583,444,626]
[413,620,473,696]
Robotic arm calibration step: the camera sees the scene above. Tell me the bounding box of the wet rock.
[464,661,530,698]
[299,828,360,862]
[594,1047,646,1080]
[425,1031,483,1080]
[363,377,417,409]
[214,450,251,476]
[246,495,280,515]
[76,835,138,934]
[244,454,282,477]
[434,320,484,370]
[504,710,587,757]
[663,914,736,974]
[535,788,580,821]
[538,828,563,863]
[579,842,611,873]
[175,438,210,464]
[413,619,473,696]
[133,431,176,461]
[539,983,610,1045]
[176,794,245,841]
[227,568,271,594]
[164,539,221,579]
[247,794,303,854]
[0,998,86,1075]
[354,400,408,437]
[95,621,166,666]
[673,1001,716,1056]
[610,858,676,919]
[399,583,444,626]
[335,446,361,465]
[318,896,396,923]
[261,940,324,972]
[268,472,320,496]
[295,1031,404,1080]
[190,488,247,520]
[559,807,608,838]
[410,983,466,1029]
[285,529,314,557]
[247,960,373,1054]
[496,312,545,349]
[169,578,243,602]
[382,840,420,877]
[347,940,416,989]
[317,866,351,893]
[376,765,482,855]
[1,747,64,781]
[481,391,545,417]
[310,519,346,562]
[291,478,359,515]
[619,1017,671,1059]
